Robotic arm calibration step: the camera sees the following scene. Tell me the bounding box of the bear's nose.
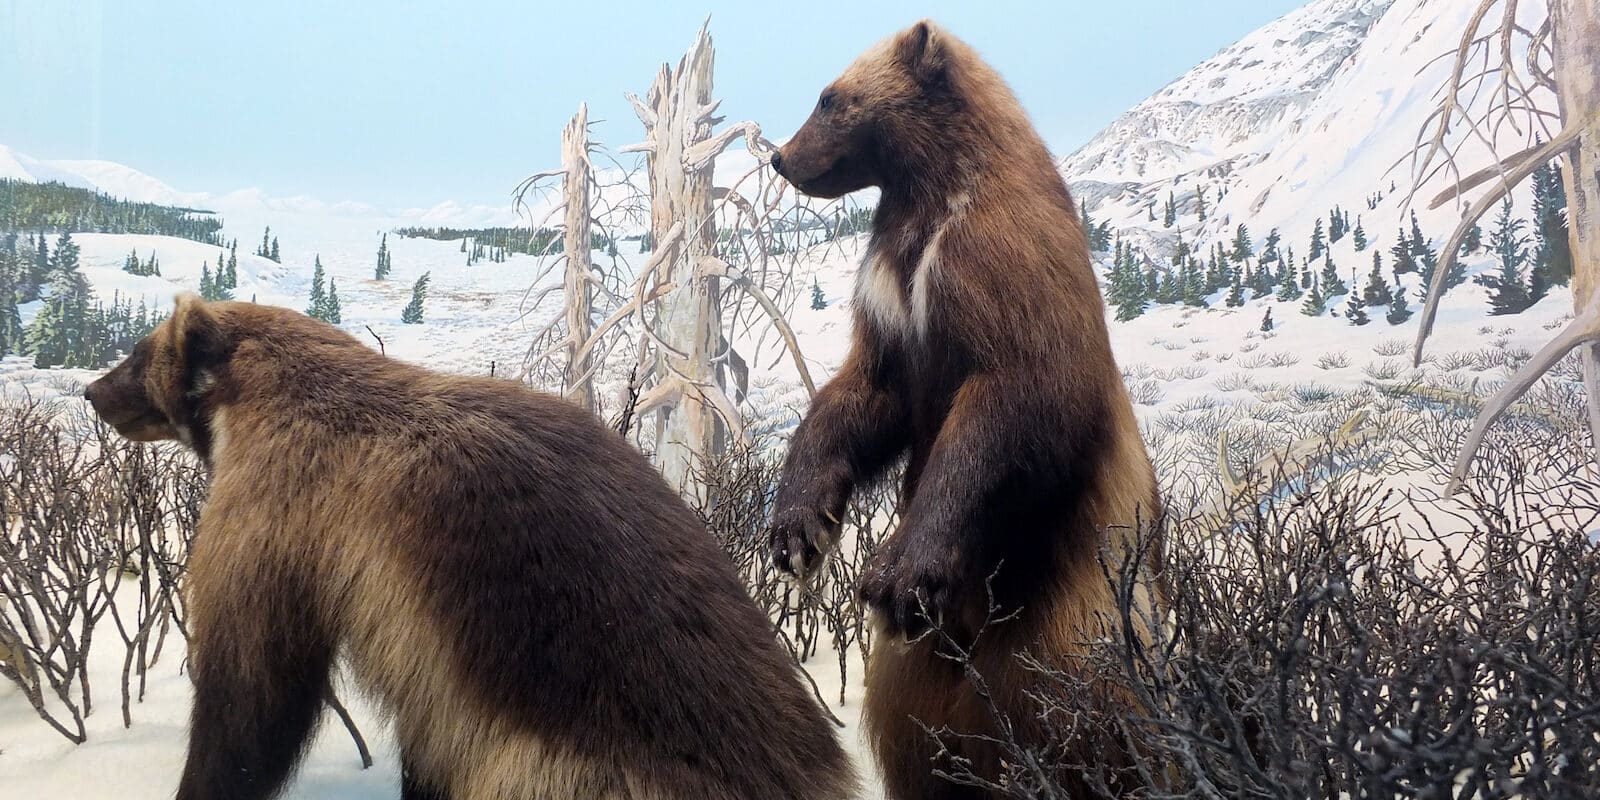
[768,151,784,176]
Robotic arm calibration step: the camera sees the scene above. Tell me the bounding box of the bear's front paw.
[768,505,841,580]
[859,538,963,639]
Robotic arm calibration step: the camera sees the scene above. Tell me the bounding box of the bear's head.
[771,20,958,198]
[85,293,232,447]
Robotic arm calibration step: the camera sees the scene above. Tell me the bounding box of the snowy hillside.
[1063,0,1556,266]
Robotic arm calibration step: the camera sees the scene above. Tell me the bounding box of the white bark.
[636,23,725,498]
[562,104,596,412]
[1551,0,1600,471]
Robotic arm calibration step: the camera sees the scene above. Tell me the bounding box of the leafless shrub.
[1372,339,1411,357]
[1315,352,1351,370]
[1159,365,1209,382]
[1241,351,1299,369]
[0,393,369,764]
[1362,358,1409,381]
[1213,372,1259,393]
[1238,341,1260,354]
[1127,380,1166,407]
[0,393,202,742]
[924,383,1600,797]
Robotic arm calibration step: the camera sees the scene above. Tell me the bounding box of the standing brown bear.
[768,20,1162,799]
[84,295,856,800]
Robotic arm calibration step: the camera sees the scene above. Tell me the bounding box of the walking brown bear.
[767,20,1163,799]
[84,294,856,800]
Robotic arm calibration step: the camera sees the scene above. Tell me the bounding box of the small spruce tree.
[402,272,430,324]
[306,256,328,318]
[1344,287,1370,326]
[1362,251,1392,307]
[1386,285,1413,324]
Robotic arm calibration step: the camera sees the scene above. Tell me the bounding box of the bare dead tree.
[1407,0,1600,491]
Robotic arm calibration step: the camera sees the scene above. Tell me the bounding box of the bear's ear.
[897,20,947,85]
[169,292,228,371]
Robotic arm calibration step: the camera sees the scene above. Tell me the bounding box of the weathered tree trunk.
[1552,0,1600,464]
[561,103,595,413]
[632,25,724,499]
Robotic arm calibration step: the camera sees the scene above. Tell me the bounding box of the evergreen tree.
[1260,228,1282,264]
[324,279,342,325]
[1391,227,1417,273]
[0,245,20,356]
[1163,192,1176,228]
[1352,217,1367,251]
[27,233,93,368]
[1181,258,1208,307]
[1225,268,1245,307]
[1309,218,1326,260]
[1194,186,1207,221]
[200,263,215,299]
[1386,285,1413,325]
[1301,275,1325,317]
[1362,251,1392,307]
[259,227,271,258]
[376,233,392,280]
[811,276,827,310]
[270,237,280,263]
[1460,224,1483,256]
[1205,250,1227,294]
[223,246,237,290]
[401,272,430,324]
[1274,257,1301,300]
[306,256,328,318]
[1260,308,1274,332]
[1110,245,1149,322]
[1344,288,1370,325]
[1251,260,1274,299]
[1408,211,1430,259]
[23,235,48,302]
[124,248,140,274]
[1157,268,1180,305]
[639,232,653,253]
[1146,204,1156,222]
[1329,207,1346,244]
[1474,199,1534,315]
[1171,230,1190,268]
[1320,256,1348,297]
[1531,157,1572,286]
[1231,224,1253,264]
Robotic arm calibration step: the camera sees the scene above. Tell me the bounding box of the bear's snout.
[768,151,785,178]
[84,379,105,411]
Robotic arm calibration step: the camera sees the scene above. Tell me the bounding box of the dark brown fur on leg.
[176,567,331,800]
[771,347,909,578]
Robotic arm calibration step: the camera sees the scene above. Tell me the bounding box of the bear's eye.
[818,91,837,112]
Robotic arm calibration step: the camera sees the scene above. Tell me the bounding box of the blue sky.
[0,0,1305,207]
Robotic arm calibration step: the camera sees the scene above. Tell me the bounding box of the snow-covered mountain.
[1062,0,1555,259]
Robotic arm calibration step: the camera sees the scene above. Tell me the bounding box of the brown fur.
[768,21,1163,799]
[84,295,856,800]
